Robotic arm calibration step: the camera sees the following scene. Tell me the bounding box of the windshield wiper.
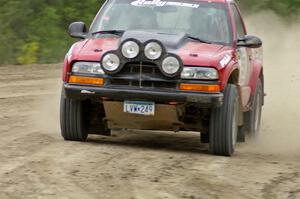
[187,35,211,44]
[91,30,125,36]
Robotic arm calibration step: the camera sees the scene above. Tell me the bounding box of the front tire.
[209,84,239,156]
[60,93,88,141]
[245,79,263,139]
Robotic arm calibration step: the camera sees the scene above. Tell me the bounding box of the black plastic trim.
[63,83,224,108]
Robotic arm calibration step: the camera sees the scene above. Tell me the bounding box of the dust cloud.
[244,11,300,155]
[30,67,61,137]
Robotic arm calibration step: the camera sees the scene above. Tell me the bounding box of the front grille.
[110,79,176,89]
[107,62,178,90]
[120,62,162,76]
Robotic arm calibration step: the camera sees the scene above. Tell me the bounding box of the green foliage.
[17,42,39,65]
[0,0,103,65]
[0,0,299,64]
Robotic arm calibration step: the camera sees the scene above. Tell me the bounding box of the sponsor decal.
[219,54,231,68]
[131,0,199,8]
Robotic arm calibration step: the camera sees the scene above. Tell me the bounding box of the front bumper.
[63,83,224,108]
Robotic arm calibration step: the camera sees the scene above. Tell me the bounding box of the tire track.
[262,172,300,199]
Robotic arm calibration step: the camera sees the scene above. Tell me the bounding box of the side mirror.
[237,35,262,48]
[68,22,87,39]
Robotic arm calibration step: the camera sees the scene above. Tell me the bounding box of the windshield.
[90,0,232,45]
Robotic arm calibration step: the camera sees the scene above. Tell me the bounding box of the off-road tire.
[60,93,88,141]
[245,79,263,139]
[237,125,246,143]
[209,84,239,156]
[87,101,111,136]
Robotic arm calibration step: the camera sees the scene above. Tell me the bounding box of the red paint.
[63,0,263,110]
[249,58,263,95]
[62,37,119,81]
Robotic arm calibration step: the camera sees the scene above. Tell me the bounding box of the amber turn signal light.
[68,76,104,86]
[180,83,220,92]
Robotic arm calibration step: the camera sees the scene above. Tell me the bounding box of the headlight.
[121,41,140,59]
[181,67,219,80]
[161,56,181,76]
[144,42,162,60]
[72,62,104,74]
[101,53,121,72]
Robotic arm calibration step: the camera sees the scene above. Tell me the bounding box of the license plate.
[124,101,155,116]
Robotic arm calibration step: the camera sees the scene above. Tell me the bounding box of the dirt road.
[0,13,300,199]
[0,62,298,199]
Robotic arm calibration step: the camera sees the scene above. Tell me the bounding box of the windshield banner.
[131,0,200,8]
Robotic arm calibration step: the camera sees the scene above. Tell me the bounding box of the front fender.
[249,59,263,96]
[219,60,239,91]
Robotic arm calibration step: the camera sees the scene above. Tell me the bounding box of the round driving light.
[162,56,181,76]
[121,41,139,59]
[102,53,120,72]
[145,42,162,60]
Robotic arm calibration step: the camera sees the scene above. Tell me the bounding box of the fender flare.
[249,60,264,96]
[220,60,239,90]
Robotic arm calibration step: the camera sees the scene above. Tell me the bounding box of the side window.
[230,4,246,39]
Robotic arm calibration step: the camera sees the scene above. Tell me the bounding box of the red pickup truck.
[60,0,264,156]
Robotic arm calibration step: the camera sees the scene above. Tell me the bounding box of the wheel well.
[227,69,239,85]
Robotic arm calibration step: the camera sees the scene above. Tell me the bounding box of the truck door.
[230,3,252,106]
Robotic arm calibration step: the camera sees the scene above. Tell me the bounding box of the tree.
[0,0,103,65]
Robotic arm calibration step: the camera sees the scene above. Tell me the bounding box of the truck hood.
[71,31,233,68]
